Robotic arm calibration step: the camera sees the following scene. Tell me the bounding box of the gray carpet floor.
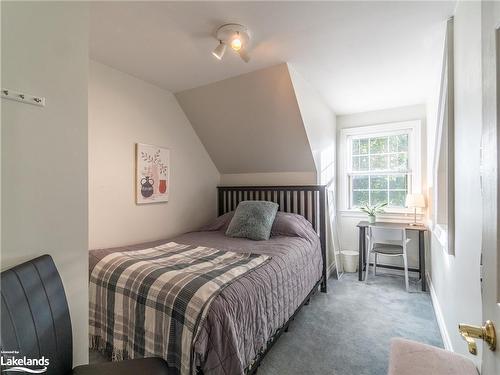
[258,271,443,375]
[90,270,443,375]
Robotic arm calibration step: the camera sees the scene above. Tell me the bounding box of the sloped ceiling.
[175,64,316,174]
[90,1,455,114]
[89,1,454,178]
[287,64,336,173]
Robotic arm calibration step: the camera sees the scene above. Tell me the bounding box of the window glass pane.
[389,134,409,152]
[389,191,406,207]
[369,137,387,154]
[352,191,369,207]
[359,156,369,170]
[359,139,369,154]
[353,155,369,171]
[371,191,388,205]
[389,153,408,171]
[389,175,407,189]
[352,156,360,170]
[370,175,388,189]
[352,176,369,189]
[370,155,388,170]
[352,139,360,155]
[400,134,409,151]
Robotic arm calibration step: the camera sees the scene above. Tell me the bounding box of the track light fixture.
[212,24,251,63]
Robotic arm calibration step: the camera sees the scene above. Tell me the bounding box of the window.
[339,120,421,213]
[349,132,409,208]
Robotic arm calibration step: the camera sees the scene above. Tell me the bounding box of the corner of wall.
[424,2,483,366]
[88,61,220,249]
[286,63,337,185]
[426,272,453,351]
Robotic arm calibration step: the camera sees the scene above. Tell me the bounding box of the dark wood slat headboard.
[217,185,327,293]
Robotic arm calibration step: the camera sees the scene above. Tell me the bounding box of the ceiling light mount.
[212,23,251,62]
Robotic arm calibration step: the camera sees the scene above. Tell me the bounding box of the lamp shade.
[405,193,426,208]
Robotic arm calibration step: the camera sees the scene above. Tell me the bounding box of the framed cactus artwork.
[136,143,170,204]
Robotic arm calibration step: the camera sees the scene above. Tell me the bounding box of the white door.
[479,2,500,373]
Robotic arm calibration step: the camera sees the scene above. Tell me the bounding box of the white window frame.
[338,120,422,216]
[431,17,455,254]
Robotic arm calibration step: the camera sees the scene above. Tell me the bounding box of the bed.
[89,185,327,375]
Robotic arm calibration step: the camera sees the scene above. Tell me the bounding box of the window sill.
[338,209,424,222]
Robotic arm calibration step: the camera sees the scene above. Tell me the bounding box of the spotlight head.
[238,49,251,63]
[212,41,226,60]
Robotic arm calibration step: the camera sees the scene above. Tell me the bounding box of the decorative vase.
[140,176,154,198]
[368,214,376,224]
[159,179,167,194]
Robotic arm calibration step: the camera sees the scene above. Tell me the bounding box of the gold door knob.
[458,320,496,355]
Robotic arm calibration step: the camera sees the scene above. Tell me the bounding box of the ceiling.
[90,1,455,114]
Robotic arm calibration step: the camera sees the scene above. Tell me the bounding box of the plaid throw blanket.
[89,242,269,375]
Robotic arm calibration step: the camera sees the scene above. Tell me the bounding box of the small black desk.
[356,221,428,291]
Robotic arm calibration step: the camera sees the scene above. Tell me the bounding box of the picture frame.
[136,143,170,204]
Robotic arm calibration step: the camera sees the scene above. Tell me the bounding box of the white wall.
[220,172,316,186]
[427,1,483,363]
[215,64,336,188]
[1,2,89,365]
[337,104,427,129]
[89,61,220,249]
[336,105,427,269]
[287,64,337,185]
[287,64,337,270]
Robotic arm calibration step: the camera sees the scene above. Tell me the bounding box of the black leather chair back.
[1,255,73,374]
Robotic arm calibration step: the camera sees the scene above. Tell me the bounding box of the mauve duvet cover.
[89,215,322,375]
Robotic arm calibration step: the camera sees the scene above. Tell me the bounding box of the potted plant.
[360,202,388,224]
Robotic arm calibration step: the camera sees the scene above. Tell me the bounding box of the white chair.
[365,226,410,291]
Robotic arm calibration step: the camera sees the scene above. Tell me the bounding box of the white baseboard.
[426,272,453,351]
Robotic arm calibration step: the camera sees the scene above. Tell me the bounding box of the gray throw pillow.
[226,201,279,241]
[271,212,312,238]
[199,211,234,232]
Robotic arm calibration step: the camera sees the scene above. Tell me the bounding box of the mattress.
[89,219,322,375]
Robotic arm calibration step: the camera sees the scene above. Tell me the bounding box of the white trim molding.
[427,271,453,351]
[431,17,455,255]
[339,209,425,223]
[433,224,449,252]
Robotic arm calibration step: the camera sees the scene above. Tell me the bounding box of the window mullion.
[387,185,390,206]
[368,136,371,173]
[368,175,372,206]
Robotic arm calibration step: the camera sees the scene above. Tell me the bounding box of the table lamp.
[405,193,426,226]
